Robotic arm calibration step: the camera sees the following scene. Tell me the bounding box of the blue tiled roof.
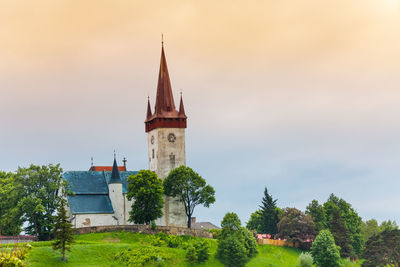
[63,171,108,194]
[67,195,114,214]
[63,170,139,214]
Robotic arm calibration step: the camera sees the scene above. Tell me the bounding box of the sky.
[1,0,400,226]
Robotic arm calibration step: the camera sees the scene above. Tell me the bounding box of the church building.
[63,43,187,228]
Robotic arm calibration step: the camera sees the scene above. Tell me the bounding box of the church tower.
[145,43,187,227]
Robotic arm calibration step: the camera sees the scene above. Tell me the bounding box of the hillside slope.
[25,232,302,267]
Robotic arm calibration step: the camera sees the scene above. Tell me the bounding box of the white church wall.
[108,183,124,224]
[74,214,116,228]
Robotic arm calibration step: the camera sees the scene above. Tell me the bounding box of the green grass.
[24,231,361,267]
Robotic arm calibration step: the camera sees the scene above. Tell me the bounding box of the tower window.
[152,149,154,159]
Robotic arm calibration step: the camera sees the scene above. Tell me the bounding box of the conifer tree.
[259,187,279,234]
[52,196,74,262]
[330,208,353,258]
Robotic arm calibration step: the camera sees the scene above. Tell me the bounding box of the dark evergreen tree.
[52,196,74,262]
[330,208,353,258]
[362,229,400,267]
[259,187,279,234]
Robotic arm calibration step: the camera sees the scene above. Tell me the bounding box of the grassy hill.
[25,231,304,267]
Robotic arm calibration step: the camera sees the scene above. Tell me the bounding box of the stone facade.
[148,128,187,227]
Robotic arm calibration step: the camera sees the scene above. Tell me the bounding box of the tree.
[217,212,258,267]
[163,166,215,228]
[330,208,352,258]
[221,212,241,233]
[0,171,24,235]
[17,164,64,240]
[311,230,341,267]
[259,187,279,235]
[246,210,263,233]
[126,170,164,225]
[217,235,248,267]
[323,194,363,256]
[362,229,400,267]
[361,219,380,243]
[277,208,316,246]
[306,200,326,232]
[52,194,74,262]
[379,220,398,231]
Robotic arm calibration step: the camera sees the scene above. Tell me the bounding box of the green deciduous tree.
[0,171,24,235]
[17,164,64,240]
[277,208,316,245]
[246,210,263,233]
[311,229,341,267]
[259,187,279,235]
[127,170,164,225]
[163,166,215,228]
[306,200,326,232]
[362,229,400,267]
[379,220,398,232]
[361,219,380,243]
[52,191,74,262]
[306,194,363,257]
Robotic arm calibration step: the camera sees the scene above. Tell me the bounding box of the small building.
[64,158,137,228]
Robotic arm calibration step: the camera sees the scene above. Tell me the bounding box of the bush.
[217,235,248,267]
[0,243,32,266]
[311,230,341,267]
[185,245,197,263]
[185,240,210,263]
[194,240,210,262]
[241,228,258,258]
[297,252,313,267]
[114,247,171,266]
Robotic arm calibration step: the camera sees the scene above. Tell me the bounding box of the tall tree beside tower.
[164,166,215,228]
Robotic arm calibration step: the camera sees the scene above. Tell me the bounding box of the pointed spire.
[178,92,186,117]
[109,155,122,184]
[154,44,176,114]
[146,96,152,120]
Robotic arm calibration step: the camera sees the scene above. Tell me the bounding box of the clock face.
[168,133,176,143]
[151,136,154,144]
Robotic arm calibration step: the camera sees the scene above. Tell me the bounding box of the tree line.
[246,187,400,266]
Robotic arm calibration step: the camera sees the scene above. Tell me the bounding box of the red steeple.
[145,43,187,132]
[155,45,176,114]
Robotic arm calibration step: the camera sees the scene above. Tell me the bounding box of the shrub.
[185,245,197,263]
[311,230,341,267]
[0,243,32,266]
[240,228,258,258]
[217,235,248,267]
[151,221,157,230]
[194,240,210,262]
[297,252,313,267]
[114,247,171,266]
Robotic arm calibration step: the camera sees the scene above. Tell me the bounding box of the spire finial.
[113,150,116,160]
[91,156,93,167]
[161,33,164,47]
